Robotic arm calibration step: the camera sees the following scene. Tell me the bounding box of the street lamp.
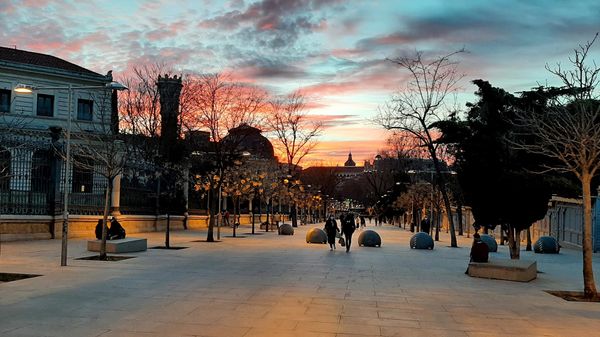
[15,81,128,266]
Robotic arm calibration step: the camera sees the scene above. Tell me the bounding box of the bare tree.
[67,89,127,260]
[267,92,322,227]
[512,34,599,299]
[0,112,34,181]
[268,92,322,173]
[118,63,166,137]
[377,49,465,247]
[188,73,266,241]
[386,131,429,159]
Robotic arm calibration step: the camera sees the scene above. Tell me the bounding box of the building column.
[110,173,121,217]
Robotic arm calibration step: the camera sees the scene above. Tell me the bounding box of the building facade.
[0,47,118,240]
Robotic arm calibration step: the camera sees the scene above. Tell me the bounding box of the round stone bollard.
[306,227,327,244]
[278,223,294,235]
[534,236,560,254]
[479,234,498,252]
[410,232,434,250]
[358,230,381,247]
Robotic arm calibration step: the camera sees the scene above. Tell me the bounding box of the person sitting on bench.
[108,218,126,240]
[95,219,108,240]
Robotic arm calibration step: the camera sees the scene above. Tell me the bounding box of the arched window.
[0,146,10,191]
[31,150,51,193]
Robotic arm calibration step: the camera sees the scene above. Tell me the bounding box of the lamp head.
[106,81,128,91]
[14,84,34,93]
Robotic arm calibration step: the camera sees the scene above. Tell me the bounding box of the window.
[36,94,54,117]
[0,89,10,113]
[72,156,93,193]
[77,99,93,121]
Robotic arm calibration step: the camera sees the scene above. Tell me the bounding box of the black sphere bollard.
[306,228,327,244]
[479,234,498,252]
[410,232,434,249]
[358,230,381,247]
[534,236,560,254]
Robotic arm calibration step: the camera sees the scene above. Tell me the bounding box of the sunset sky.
[2,0,599,167]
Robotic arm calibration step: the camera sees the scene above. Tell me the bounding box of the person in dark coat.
[324,215,340,251]
[470,233,489,262]
[466,233,489,274]
[95,219,107,240]
[420,216,430,234]
[341,213,357,252]
[108,217,126,240]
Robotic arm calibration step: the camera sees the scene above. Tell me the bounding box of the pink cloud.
[146,20,188,41]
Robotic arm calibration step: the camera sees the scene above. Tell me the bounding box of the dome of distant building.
[344,152,356,167]
[222,123,274,159]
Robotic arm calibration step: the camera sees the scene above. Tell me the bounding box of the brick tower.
[157,74,183,160]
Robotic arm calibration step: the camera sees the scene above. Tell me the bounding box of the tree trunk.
[233,196,237,238]
[506,225,521,260]
[291,204,298,227]
[251,198,256,234]
[515,229,521,259]
[266,198,271,226]
[100,180,112,260]
[457,205,463,236]
[526,227,532,251]
[430,152,457,247]
[434,210,440,241]
[165,213,170,248]
[581,172,598,298]
[206,188,215,242]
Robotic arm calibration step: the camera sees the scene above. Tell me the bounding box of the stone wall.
[0,213,290,241]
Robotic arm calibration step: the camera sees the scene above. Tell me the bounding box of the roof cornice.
[0,60,109,83]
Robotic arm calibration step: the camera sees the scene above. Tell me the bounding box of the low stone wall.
[0,215,54,241]
[0,213,290,241]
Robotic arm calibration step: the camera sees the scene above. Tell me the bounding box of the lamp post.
[14,81,127,266]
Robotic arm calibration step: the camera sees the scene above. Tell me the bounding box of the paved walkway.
[1,223,599,337]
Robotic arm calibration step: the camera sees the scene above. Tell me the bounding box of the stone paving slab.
[1,224,600,337]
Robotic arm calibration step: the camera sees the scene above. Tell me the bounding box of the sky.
[2,0,600,167]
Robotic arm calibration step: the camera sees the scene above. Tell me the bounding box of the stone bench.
[87,238,147,253]
[468,258,537,282]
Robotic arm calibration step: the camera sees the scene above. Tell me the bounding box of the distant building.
[344,151,356,166]
[220,123,275,160]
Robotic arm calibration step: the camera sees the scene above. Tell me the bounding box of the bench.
[87,238,147,253]
[468,258,537,282]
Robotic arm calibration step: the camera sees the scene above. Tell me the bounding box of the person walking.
[223,210,231,227]
[324,215,339,251]
[360,215,366,228]
[420,216,430,234]
[342,213,357,252]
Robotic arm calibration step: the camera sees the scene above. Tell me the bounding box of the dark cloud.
[236,58,308,79]
[355,2,600,56]
[199,0,344,49]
